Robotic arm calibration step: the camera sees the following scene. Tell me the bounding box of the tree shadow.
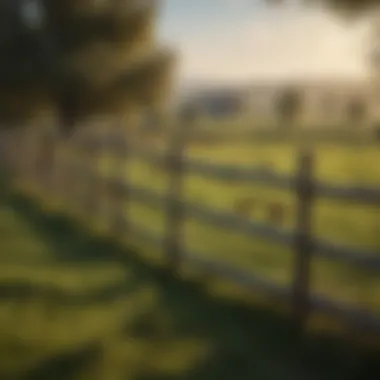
[0,190,144,304]
[124,271,379,380]
[24,342,102,380]
[6,191,115,264]
[2,190,380,380]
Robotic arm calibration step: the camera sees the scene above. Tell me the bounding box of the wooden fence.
[4,126,380,335]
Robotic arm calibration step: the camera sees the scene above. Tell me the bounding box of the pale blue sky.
[157,1,370,84]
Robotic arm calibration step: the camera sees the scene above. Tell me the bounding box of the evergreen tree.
[0,0,175,136]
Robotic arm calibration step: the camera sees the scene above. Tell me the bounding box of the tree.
[275,87,302,128]
[266,0,380,133]
[0,0,175,136]
[347,97,367,124]
[267,0,379,16]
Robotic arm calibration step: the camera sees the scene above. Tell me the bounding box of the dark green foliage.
[271,0,380,17]
[318,0,380,16]
[0,0,174,135]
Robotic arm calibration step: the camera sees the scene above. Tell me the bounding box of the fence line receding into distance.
[4,127,380,335]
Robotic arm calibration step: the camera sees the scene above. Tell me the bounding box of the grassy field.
[1,176,380,380]
[101,136,380,319]
[0,186,132,378]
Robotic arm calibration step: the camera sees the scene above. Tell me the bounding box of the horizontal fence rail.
[93,134,380,204]
[103,216,380,333]
[102,176,380,272]
[6,126,380,336]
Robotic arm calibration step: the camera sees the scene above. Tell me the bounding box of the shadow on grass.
[2,189,380,380]
[0,187,142,304]
[25,342,102,380]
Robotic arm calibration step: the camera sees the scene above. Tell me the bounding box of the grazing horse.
[267,202,285,225]
[233,197,255,218]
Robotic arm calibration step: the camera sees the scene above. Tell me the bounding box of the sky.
[157,0,371,85]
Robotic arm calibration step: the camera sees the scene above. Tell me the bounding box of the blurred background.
[0,1,380,379]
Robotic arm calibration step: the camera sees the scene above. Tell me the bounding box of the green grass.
[99,138,380,317]
[1,175,379,380]
[0,188,132,377]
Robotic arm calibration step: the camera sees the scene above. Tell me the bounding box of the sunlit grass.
[103,138,380,316]
[0,199,135,376]
[3,158,380,380]
[0,195,315,380]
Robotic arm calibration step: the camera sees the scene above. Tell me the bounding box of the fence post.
[292,149,315,332]
[3,129,20,182]
[57,136,74,209]
[91,134,103,221]
[88,130,104,227]
[49,131,61,201]
[108,127,129,238]
[102,128,114,233]
[15,127,29,185]
[70,136,85,215]
[23,125,42,190]
[38,127,56,194]
[164,126,187,271]
[78,133,94,220]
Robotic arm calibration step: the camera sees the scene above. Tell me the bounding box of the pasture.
[0,188,131,378]
[3,178,380,379]
[110,136,380,318]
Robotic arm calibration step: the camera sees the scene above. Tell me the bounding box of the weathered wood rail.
[4,126,380,335]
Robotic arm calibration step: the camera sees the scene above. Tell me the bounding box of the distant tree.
[320,93,336,119]
[275,87,302,128]
[265,0,380,138]
[347,97,367,125]
[179,103,199,127]
[265,0,379,18]
[373,121,380,141]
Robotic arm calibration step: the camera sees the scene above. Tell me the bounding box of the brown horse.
[267,202,285,225]
[233,197,255,218]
